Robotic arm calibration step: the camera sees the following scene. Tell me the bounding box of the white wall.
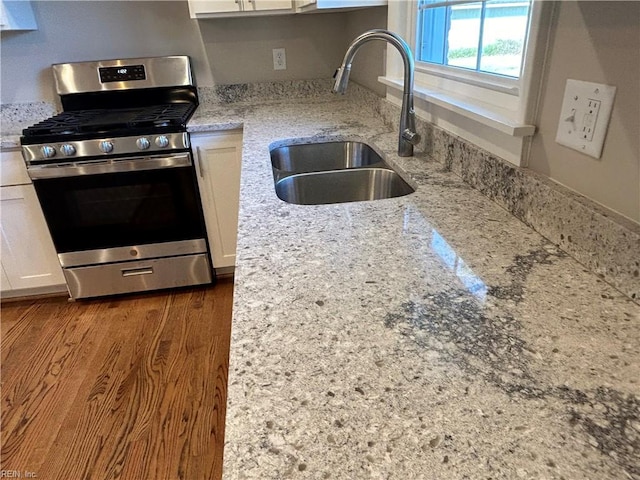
[344,6,388,97]
[0,1,212,104]
[528,1,640,223]
[195,12,348,85]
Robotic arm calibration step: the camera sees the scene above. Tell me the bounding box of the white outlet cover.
[555,79,616,159]
[272,48,286,71]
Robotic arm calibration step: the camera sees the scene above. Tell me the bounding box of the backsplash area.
[197,79,336,105]
[376,94,639,304]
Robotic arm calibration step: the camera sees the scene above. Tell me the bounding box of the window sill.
[378,76,536,138]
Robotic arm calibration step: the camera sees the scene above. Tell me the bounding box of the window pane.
[416,0,532,79]
[446,2,482,70]
[417,5,450,64]
[479,0,532,77]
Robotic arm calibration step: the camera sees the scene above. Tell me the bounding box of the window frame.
[382,0,554,165]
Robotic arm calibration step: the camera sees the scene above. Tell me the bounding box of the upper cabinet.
[188,0,294,18]
[295,0,386,13]
[188,0,386,18]
[253,0,295,11]
[0,0,37,31]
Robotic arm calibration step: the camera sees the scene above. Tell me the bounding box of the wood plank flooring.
[1,280,233,480]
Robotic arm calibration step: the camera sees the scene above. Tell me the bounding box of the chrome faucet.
[333,29,421,157]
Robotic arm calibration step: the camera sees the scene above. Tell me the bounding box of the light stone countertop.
[2,91,638,479]
[189,95,640,479]
[1,102,58,149]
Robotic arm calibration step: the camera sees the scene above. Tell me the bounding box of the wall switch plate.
[555,79,616,159]
[272,48,286,71]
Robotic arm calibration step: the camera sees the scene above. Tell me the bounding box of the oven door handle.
[27,153,192,179]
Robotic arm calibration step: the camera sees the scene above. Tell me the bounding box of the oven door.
[29,153,209,267]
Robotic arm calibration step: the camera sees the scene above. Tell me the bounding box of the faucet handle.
[402,129,421,146]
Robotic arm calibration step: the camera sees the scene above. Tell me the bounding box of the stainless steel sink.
[274,168,414,205]
[271,141,387,174]
[269,141,415,205]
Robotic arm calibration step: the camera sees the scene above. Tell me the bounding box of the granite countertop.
[2,91,638,479]
[1,101,58,149]
[189,94,640,479]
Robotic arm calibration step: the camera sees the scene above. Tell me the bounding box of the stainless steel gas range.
[20,56,213,300]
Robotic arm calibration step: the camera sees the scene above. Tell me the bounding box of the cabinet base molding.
[1,284,68,303]
[214,266,235,278]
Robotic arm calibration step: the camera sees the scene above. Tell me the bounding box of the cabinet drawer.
[1,149,30,186]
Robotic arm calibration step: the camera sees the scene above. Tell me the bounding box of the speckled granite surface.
[377,97,640,304]
[189,89,640,480]
[2,81,639,478]
[197,79,336,105]
[1,102,58,149]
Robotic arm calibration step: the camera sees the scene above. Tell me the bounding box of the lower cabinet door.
[0,184,65,291]
[191,131,243,270]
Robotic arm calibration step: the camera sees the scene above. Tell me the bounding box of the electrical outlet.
[555,79,616,159]
[581,99,600,141]
[272,48,286,71]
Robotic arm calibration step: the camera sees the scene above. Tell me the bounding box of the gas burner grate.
[129,104,195,124]
[22,104,196,138]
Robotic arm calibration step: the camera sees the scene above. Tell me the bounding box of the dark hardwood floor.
[1,279,233,480]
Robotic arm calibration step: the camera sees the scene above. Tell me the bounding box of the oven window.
[70,183,178,226]
[34,166,206,253]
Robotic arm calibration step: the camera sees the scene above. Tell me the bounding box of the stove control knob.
[40,145,56,159]
[60,144,76,156]
[99,140,114,154]
[155,135,169,148]
[136,137,151,150]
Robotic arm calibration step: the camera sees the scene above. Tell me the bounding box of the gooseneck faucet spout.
[333,29,421,157]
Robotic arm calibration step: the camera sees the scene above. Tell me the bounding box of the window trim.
[415,61,521,96]
[378,76,534,137]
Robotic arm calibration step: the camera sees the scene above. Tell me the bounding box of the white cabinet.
[295,0,386,13]
[0,149,65,297]
[189,0,241,14]
[251,0,294,11]
[188,0,384,17]
[0,1,37,31]
[188,0,293,18]
[191,131,243,271]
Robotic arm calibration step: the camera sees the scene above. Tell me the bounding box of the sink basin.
[270,140,414,205]
[274,167,414,205]
[270,140,387,175]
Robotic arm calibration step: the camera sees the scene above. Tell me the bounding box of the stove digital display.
[99,65,146,83]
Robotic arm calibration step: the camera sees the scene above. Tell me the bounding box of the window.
[417,0,533,79]
[382,0,553,165]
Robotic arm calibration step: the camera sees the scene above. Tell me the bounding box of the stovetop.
[21,103,196,145]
